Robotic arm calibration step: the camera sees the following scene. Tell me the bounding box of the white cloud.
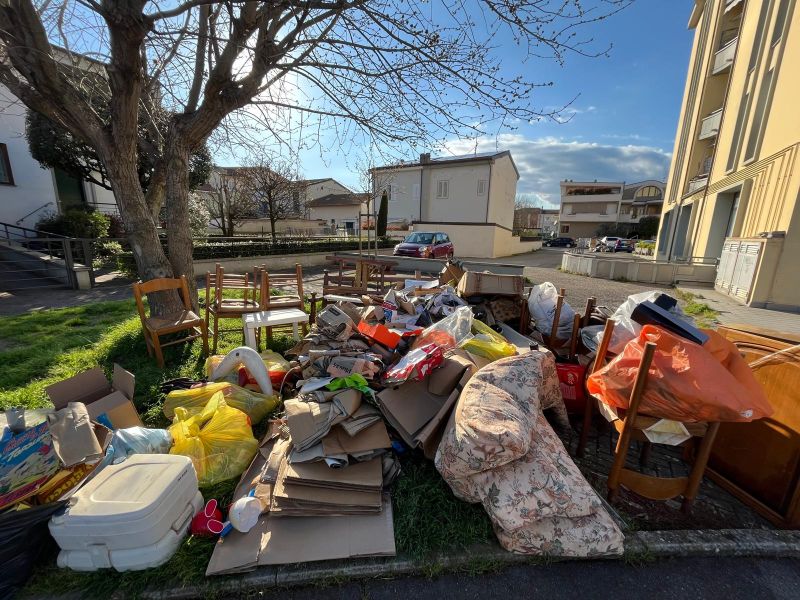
[441,134,672,208]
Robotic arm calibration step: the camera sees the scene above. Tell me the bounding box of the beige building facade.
[371,151,538,257]
[657,0,800,311]
[558,180,664,239]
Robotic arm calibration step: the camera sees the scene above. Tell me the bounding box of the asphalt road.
[239,557,800,600]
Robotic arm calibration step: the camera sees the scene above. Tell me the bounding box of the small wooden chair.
[256,263,304,312]
[578,319,720,513]
[133,275,208,368]
[257,269,308,345]
[205,264,260,353]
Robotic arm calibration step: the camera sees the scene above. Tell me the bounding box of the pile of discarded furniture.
[1,257,784,596]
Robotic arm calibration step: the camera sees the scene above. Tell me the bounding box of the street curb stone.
[136,528,800,599]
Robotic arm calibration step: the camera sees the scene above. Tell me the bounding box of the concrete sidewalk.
[678,285,800,336]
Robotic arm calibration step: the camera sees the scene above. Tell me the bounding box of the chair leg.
[682,422,721,513]
[212,313,219,354]
[152,333,165,369]
[576,397,594,458]
[266,326,273,347]
[143,327,153,357]
[607,427,634,504]
[200,321,209,356]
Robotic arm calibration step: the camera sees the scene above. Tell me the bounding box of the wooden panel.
[708,326,800,527]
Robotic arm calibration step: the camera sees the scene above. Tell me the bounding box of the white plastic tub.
[49,454,202,571]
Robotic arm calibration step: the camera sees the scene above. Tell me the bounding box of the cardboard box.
[457,271,524,298]
[439,263,465,286]
[0,408,112,511]
[45,364,142,430]
[377,351,477,458]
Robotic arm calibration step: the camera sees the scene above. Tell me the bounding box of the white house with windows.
[0,77,119,229]
[371,151,537,257]
[0,49,162,230]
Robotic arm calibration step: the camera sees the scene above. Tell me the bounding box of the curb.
[140,529,800,599]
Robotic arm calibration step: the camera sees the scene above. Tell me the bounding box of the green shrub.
[36,209,110,239]
[92,240,124,269]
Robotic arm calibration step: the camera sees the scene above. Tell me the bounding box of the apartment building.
[657,0,799,311]
[557,180,664,239]
[371,151,536,257]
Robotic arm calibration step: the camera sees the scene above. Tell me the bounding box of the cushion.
[479,412,601,529]
[437,353,558,479]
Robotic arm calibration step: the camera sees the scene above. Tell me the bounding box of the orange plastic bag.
[587,325,772,423]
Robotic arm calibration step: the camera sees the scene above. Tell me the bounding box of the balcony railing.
[687,174,709,194]
[712,38,737,74]
[698,108,722,140]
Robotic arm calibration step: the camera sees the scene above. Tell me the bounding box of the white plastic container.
[49,454,203,572]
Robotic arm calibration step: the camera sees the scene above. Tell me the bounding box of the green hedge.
[113,237,394,275]
[192,237,394,260]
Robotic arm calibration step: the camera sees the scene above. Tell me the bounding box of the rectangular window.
[436,180,449,199]
[744,67,774,161]
[0,144,14,185]
[560,224,570,234]
[477,180,487,195]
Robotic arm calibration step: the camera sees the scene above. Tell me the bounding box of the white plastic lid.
[66,454,193,521]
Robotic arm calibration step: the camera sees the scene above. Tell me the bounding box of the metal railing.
[0,222,91,291]
[0,224,398,291]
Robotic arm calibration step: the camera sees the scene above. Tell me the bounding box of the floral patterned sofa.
[435,351,625,557]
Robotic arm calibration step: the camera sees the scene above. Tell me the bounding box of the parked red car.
[393,232,454,259]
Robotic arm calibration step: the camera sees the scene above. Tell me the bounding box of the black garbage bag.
[0,501,66,600]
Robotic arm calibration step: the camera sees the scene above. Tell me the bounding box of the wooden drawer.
[707,325,800,527]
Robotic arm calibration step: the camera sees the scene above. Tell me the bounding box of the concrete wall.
[194,250,334,275]
[561,251,717,285]
[217,218,327,235]
[411,222,539,259]
[487,154,517,230]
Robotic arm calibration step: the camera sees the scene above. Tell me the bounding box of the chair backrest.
[133,276,191,324]
[259,264,303,307]
[207,263,253,308]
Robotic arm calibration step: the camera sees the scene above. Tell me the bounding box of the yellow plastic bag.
[163,381,280,424]
[168,392,258,486]
[461,319,517,362]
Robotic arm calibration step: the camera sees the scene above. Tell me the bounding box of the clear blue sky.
[217,1,695,208]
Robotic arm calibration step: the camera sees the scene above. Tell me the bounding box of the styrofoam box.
[49,454,203,571]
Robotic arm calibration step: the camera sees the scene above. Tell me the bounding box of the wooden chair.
[256,263,304,312]
[133,275,208,368]
[578,319,720,513]
[205,264,260,353]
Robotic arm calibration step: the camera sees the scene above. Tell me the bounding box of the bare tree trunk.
[270,214,277,241]
[164,140,198,308]
[106,161,184,316]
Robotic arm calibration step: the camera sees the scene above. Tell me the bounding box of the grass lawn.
[0,298,492,598]
[675,290,720,329]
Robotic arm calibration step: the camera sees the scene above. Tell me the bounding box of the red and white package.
[382,343,445,386]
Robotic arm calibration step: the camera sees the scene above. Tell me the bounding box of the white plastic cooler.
[49,454,203,571]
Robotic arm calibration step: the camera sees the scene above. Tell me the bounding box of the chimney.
[420,152,431,164]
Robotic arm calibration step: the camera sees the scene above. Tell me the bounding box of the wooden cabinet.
[707,325,800,528]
